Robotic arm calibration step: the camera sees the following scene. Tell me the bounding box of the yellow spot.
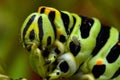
[57,29,62,36]
[45,9,52,14]
[96,59,103,65]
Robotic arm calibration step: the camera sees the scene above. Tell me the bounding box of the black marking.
[48,11,57,39]
[92,65,106,78]
[46,76,50,80]
[56,72,60,75]
[47,36,51,46]
[53,60,59,66]
[38,45,42,50]
[80,16,94,38]
[38,16,44,47]
[111,67,120,79]
[29,30,35,41]
[61,12,69,35]
[59,61,69,73]
[52,60,59,71]
[55,48,60,54]
[23,15,36,40]
[60,35,66,42]
[106,43,120,63]
[69,41,80,56]
[40,7,45,13]
[47,66,50,72]
[42,48,49,57]
[92,25,110,56]
[70,16,76,34]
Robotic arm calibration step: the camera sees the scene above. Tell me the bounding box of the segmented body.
[21,6,120,80]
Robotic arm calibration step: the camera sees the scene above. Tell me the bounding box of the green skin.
[29,43,47,78]
[21,6,120,80]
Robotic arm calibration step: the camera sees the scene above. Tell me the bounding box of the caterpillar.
[21,6,120,80]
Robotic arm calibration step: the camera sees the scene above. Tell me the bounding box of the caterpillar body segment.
[21,6,120,80]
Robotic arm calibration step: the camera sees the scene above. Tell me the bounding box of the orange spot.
[96,59,103,65]
[117,42,120,46]
[45,9,52,14]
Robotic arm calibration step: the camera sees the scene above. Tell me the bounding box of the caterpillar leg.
[29,43,48,78]
[45,50,57,65]
[81,74,95,80]
[45,40,64,65]
[46,52,77,80]
[69,71,95,80]
[0,74,10,80]
[70,73,95,80]
[0,74,27,80]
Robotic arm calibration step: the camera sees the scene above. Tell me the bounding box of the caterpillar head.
[21,12,57,78]
[47,53,77,80]
[21,12,56,53]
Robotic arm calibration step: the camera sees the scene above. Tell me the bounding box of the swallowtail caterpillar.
[21,6,120,80]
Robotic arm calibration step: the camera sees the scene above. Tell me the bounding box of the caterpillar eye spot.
[56,72,60,75]
[54,56,56,58]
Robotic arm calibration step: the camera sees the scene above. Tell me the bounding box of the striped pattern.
[91,25,110,56]
[21,6,120,80]
[23,15,36,41]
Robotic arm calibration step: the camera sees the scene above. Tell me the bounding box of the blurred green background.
[0,0,120,79]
